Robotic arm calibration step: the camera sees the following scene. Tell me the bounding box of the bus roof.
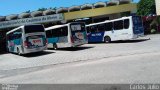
[6,26,24,35]
[45,22,85,31]
[105,16,132,22]
[6,24,43,34]
[86,21,106,27]
[86,16,133,27]
[45,24,68,31]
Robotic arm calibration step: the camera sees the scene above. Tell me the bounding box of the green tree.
[25,10,31,13]
[49,7,57,10]
[37,8,47,11]
[37,7,57,11]
[137,0,156,16]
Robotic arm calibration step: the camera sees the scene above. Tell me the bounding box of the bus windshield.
[24,25,45,34]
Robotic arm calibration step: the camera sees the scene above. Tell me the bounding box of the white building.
[155,0,160,15]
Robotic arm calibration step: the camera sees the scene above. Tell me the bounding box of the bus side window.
[106,22,113,31]
[55,27,67,37]
[6,34,9,41]
[61,26,68,36]
[90,25,97,33]
[58,28,63,37]
[8,33,14,41]
[6,35,9,41]
[13,29,22,39]
[114,20,123,30]
[95,25,99,32]
[46,30,52,38]
[86,27,91,33]
[17,29,22,39]
[124,19,129,29]
[98,24,106,32]
[52,29,59,37]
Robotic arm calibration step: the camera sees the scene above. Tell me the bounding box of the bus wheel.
[104,36,111,43]
[17,48,21,55]
[53,43,58,50]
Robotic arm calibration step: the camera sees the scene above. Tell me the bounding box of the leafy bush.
[151,29,156,34]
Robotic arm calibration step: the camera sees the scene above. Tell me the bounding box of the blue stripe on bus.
[47,37,58,44]
[88,32,105,42]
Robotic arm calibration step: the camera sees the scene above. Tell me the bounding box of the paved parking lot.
[0,34,160,83]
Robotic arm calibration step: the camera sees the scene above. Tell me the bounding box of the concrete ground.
[0,34,160,84]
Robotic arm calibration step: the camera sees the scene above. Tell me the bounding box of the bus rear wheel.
[53,43,58,50]
[104,36,111,43]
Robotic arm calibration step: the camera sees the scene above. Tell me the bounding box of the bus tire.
[53,43,58,50]
[104,36,111,43]
[17,48,21,55]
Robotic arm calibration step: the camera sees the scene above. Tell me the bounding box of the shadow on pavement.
[48,46,94,51]
[111,39,150,43]
[22,51,54,58]
[88,42,105,44]
[88,39,150,44]
[0,51,7,55]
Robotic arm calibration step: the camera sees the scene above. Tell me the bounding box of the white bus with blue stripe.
[45,22,88,49]
[86,16,144,43]
[6,24,47,55]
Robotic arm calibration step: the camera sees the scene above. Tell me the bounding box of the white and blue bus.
[6,24,47,55]
[86,16,144,43]
[45,22,88,49]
